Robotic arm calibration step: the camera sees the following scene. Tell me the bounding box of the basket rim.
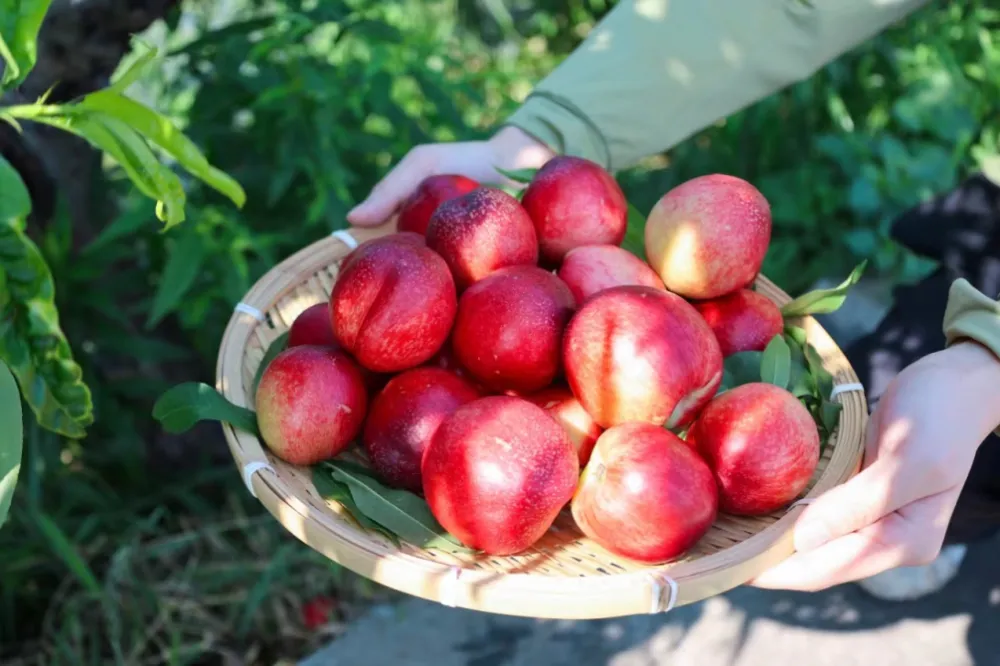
[214,223,868,619]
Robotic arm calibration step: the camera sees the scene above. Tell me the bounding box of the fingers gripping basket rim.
[214,222,867,620]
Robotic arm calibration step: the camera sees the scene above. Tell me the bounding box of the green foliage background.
[2,0,1000,661]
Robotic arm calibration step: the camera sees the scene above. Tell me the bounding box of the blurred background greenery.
[2,0,1000,662]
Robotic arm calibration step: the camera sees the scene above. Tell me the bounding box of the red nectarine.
[452,265,575,393]
[362,367,480,492]
[572,423,718,563]
[645,174,771,299]
[692,289,784,357]
[422,396,579,555]
[256,346,368,466]
[425,187,538,290]
[520,156,627,264]
[558,244,665,304]
[331,235,457,373]
[562,285,722,429]
[687,383,820,515]
[397,175,479,235]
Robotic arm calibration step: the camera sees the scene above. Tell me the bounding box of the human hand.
[346,125,556,227]
[751,340,1000,592]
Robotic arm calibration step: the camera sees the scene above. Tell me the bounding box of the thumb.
[793,459,907,552]
[348,155,430,227]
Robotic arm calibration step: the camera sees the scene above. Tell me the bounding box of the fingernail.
[794,520,831,552]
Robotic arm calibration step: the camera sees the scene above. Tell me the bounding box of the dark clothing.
[845,174,1000,545]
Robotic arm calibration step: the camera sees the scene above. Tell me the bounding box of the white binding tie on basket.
[234,302,265,322]
[439,566,463,608]
[647,570,678,614]
[331,229,359,250]
[830,382,864,400]
[242,461,275,498]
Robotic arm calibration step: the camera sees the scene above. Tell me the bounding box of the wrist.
[945,341,1000,432]
[489,125,556,171]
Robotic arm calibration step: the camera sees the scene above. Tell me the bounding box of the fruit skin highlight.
[362,367,480,493]
[422,395,580,555]
[692,289,784,357]
[452,265,576,394]
[521,156,628,264]
[425,187,538,290]
[687,382,820,515]
[562,285,723,429]
[331,234,457,373]
[256,346,368,466]
[571,423,718,563]
[397,175,480,235]
[557,244,665,304]
[645,174,771,299]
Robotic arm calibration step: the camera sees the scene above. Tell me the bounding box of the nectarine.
[558,244,665,304]
[397,175,479,235]
[687,383,820,515]
[256,346,368,466]
[693,289,784,357]
[562,285,722,429]
[422,396,579,555]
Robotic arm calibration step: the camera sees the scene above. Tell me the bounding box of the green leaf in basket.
[718,350,763,394]
[819,399,842,435]
[781,261,867,318]
[494,166,538,184]
[760,335,791,390]
[152,382,259,436]
[252,332,289,399]
[784,325,808,348]
[803,342,835,401]
[311,466,399,545]
[783,332,816,398]
[324,460,476,554]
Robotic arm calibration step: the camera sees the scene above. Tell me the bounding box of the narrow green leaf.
[325,461,475,553]
[494,166,537,184]
[819,400,843,440]
[0,0,53,89]
[311,466,399,545]
[147,228,208,328]
[804,342,835,400]
[760,335,791,389]
[783,332,816,398]
[781,261,867,317]
[784,325,808,348]
[0,360,22,529]
[152,382,259,436]
[34,511,102,596]
[78,91,245,208]
[251,333,289,400]
[621,202,646,259]
[718,350,763,394]
[108,39,158,93]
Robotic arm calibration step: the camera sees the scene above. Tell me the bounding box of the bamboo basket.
[215,221,868,620]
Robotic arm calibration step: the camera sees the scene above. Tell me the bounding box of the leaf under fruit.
[781,261,867,318]
[323,460,475,554]
[152,382,259,436]
[311,466,399,545]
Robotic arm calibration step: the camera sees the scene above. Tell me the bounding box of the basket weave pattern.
[215,224,867,619]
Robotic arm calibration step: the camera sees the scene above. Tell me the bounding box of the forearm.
[505,0,929,170]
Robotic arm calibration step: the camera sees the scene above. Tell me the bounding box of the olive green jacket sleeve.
[506,0,929,171]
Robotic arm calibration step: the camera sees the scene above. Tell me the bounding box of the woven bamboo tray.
[215,221,868,620]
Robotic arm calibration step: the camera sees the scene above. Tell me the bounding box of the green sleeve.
[505,0,929,171]
[943,279,1000,435]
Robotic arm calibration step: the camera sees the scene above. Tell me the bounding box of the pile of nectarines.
[255,159,823,563]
